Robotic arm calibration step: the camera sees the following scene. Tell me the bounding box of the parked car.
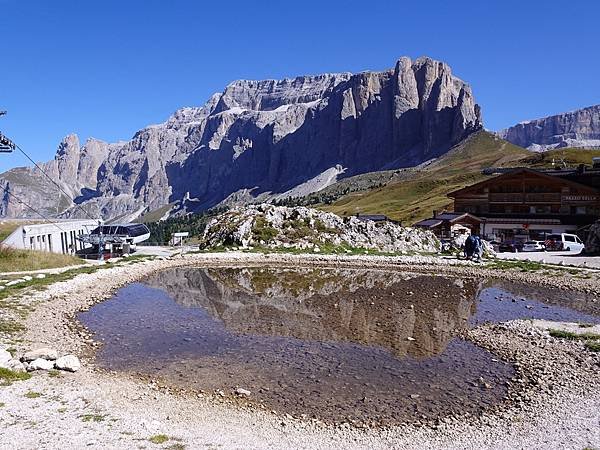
[498,241,524,253]
[522,240,546,252]
[486,240,501,252]
[544,233,585,252]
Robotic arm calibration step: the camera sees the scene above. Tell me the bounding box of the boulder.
[54,355,81,372]
[0,348,12,366]
[4,359,26,372]
[234,387,251,397]
[22,347,58,362]
[27,358,54,371]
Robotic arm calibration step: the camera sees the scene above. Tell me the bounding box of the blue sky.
[1,0,598,172]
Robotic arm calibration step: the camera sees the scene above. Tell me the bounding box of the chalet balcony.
[488,193,562,203]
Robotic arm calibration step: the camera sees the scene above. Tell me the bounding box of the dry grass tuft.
[0,246,82,273]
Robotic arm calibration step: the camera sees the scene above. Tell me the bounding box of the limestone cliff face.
[499,104,600,151]
[0,56,482,220]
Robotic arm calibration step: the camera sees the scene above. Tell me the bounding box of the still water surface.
[79,267,599,425]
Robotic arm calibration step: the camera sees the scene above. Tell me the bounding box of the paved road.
[496,250,600,269]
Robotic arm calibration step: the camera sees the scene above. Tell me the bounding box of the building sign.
[563,195,598,202]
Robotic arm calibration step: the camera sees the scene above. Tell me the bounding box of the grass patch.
[48,369,61,378]
[57,407,67,413]
[549,329,600,353]
[0,246,82,273]
[0,320,25,334]
[148,434,170,444]
[166,444,186,450]
[251,216,278,243]
[0,367,31,386]
[0,402,5,407]
[24,391,42,399]
[549,330,600,340]
[0,264,109,303]
[320,131,530,224]
[80,413,106,422]
[585,341,600,352]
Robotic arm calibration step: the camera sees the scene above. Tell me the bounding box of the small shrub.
[80,414,106,422]
[252,216,278,242]
[166,444,186,450]
[148,434,170,444]
[24,391,42,399]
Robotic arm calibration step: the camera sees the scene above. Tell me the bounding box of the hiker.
[473,234,483,262]
[464,234,477,260]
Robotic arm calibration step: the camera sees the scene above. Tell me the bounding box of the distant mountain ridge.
[498,104,600,151]
[0,56,482,220]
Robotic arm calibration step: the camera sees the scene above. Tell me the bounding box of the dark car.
[498,241,524,253]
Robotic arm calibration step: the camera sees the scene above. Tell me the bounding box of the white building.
[2,220,97,254]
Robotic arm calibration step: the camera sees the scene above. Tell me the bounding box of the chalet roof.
[448,168,600,198]
[435,212,482,223]
[414,219,443,228]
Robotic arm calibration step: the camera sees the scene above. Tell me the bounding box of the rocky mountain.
[0,56,482,220]
[498,104,600,151]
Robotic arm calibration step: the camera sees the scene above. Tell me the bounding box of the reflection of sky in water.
[473,286,600,326]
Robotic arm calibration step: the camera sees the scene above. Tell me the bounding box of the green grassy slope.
[320,131,532,224]
[524,147,600,169]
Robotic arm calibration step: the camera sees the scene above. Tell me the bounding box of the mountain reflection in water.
[144,267,478,359]
[80,267,516,425]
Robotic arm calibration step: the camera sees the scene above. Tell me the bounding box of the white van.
[545,233,585,253]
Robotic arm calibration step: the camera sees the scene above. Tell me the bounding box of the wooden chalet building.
[448,168,600,242]
[414,212,482,238]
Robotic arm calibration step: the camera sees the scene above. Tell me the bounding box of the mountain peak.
[0,56,482,220]
[499,104,600,151]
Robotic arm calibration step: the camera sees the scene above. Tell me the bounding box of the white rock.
[22,275,33,281]
[35,274,46,279]
[0,348,12,366]
[234,387,251,397]
[4,359,26,372]
[27,358,54,371]
[54,355,81,372]
[23,347,58,362]
[5,279,22,286]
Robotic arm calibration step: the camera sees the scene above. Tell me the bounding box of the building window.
[529,205,551,214]
[571,206,587,215]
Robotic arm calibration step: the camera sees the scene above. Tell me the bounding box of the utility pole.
[98,220,105,261]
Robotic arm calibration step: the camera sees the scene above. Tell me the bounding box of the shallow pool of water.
[79,267,599,425]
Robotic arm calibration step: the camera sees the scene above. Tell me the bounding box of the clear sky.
[1,0,598,172]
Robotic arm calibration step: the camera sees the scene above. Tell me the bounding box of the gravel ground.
[496,250,600,269]
[0,252,599,449]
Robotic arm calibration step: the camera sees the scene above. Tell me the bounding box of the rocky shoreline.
[1,252,599,449]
